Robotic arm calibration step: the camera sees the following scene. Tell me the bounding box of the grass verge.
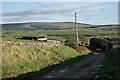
[98,48,120,80]
[2,41,91,79]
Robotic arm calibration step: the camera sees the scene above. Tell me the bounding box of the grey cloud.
[2,15,49,22]
[2,8,76,17]
[2,8,76,23]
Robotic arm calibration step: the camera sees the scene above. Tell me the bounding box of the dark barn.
[16,35,48,41]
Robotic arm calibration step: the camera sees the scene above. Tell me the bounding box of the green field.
[2,26,118,43]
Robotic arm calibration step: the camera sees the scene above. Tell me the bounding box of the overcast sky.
[1,1,118,25]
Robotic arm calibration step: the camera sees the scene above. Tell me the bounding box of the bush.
[65,36,89,52]
[79,35,87,45]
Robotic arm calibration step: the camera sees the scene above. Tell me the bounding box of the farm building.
[109,38,120,48]
[16,35,48,41]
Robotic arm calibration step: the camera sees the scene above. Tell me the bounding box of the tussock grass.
[98,48,120,80]
[2,41,90,78]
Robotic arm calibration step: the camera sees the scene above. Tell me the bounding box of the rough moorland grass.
[2,41,90,78]
[98,48,120,80]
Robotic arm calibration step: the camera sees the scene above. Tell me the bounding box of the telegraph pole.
[75,12,79,46]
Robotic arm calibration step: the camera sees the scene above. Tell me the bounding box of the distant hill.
[2,22,118,30]
[2,22,93,30]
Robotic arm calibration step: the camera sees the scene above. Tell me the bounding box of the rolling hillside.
[2,22,93,30]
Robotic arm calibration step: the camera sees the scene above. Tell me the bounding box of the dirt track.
[42,53,105,79]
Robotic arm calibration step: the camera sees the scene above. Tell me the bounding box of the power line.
[33,1,57,11]
[32,1,74,16]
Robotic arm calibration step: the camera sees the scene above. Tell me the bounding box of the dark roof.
[19,35,47,38]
